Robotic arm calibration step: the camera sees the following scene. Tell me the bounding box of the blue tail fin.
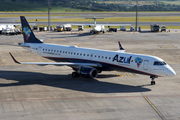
[20,16,42,43]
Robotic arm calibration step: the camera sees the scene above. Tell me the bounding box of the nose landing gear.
[150,76,156,85]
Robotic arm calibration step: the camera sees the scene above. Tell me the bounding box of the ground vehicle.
[56,24,72,32]
[14,28,22,34]
[120,26,126,31]
[62,24,72,31]
[56,26,63,32]
[108,28,117,32]
[2,28,16,35]
[0,25,6,34]
[161,25,166,32]
[130,26,135,31]
[150,24,159,32]
[78,26,83,31]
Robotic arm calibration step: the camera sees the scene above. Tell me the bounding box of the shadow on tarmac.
[0,71,151,93]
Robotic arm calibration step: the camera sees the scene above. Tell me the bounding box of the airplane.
[8,16,176,85]
[71,17,131,34]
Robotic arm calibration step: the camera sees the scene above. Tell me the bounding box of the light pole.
[48,0,52,31]
[135,0,138,31]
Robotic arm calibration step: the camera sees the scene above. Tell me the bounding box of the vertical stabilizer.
[20,16,42,43]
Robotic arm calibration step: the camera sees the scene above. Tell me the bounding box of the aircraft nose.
[166,66,176,76]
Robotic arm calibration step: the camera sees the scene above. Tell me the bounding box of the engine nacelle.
[80,67,98,78]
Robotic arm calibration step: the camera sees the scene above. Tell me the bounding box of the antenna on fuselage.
[85,16,104,27]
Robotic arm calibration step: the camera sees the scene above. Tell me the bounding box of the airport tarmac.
[0,29,179,120]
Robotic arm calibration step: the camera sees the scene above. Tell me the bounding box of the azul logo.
[134,57,143,68]
[112,54,132,64]
[23,27,31,40]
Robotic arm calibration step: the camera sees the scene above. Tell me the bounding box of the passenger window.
[87,54,89,56]
[105,57,107,59]
[84,54,85,56]
[80,53,82,56]
[154,62,159,65]
[154,61,166,65]
[109,57,111,59]
[102,56,104,58]
[77,53,79,55]
[98,56,100,58]
[74,53,76,55]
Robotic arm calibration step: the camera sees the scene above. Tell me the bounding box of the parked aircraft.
[9,16,175,85]
[71,17,131,34]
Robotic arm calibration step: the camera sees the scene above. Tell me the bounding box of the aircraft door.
[143,60,149,70]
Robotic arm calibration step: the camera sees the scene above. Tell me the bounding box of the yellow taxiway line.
[144,96,166,120]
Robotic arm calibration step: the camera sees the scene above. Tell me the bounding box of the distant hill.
[1,0,180,12]
[0,0,92,12]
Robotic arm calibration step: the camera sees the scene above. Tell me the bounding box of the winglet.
[9,52,21,64]
[118,41,124,50]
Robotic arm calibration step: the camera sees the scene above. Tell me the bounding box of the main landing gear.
[72,72,80,78]
[150,75,156,85]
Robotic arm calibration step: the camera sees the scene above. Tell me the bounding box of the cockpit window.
[154,61,166,65]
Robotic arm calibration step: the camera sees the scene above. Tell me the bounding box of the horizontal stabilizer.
[0,43,30,48]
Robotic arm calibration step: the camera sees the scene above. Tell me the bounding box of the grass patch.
[24,16,180,22]
[98,1,155,5]
[0,14,79,17]
[161,1,180,5]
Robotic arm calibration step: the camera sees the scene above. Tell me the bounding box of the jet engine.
[80,67,98,78]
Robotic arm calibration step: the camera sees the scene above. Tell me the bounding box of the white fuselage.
[93,25,105,32]
[25,43,176,77]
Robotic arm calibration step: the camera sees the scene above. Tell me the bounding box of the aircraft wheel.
[151,81,155,85]
[72,72,80,78]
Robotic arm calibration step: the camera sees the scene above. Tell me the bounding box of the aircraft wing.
[9,53,102,67]
[70,23,94,26]
[70,23,131,26]
[100,24,131,26]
